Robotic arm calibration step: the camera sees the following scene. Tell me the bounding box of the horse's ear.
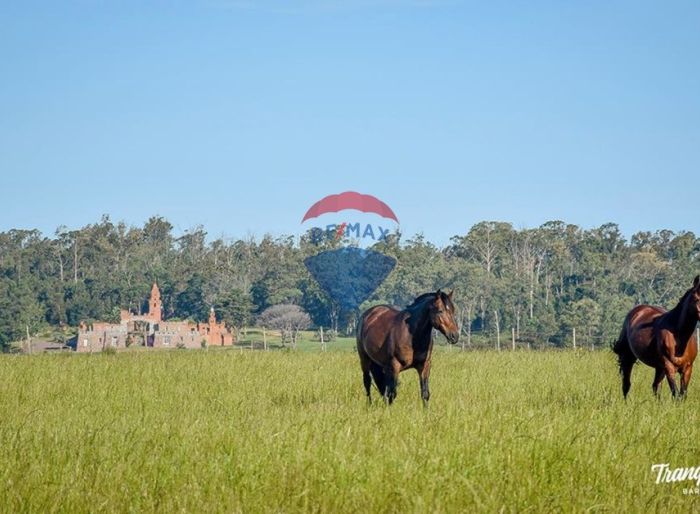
[694,275,700,289]
[435,289,442,303]
[448,290,454,300]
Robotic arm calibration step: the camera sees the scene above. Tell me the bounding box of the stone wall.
[75,283,235,353]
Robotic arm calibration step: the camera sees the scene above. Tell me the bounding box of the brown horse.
[357,290,459,406]
[613,275,700,399]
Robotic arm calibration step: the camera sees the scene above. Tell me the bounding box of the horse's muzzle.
[447,332,460,345]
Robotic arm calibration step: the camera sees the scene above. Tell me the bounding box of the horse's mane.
[679,287,694,304]
[664,286,696,326]
[405,292,437,310]
[404,291,455,312]
[668,287,695,313]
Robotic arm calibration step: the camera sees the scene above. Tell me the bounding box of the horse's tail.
[613,321,635,374]
[355,306,388,395]
[369,361,387,395]
[357,305,374,340]
[356,311,363,344]
[612,327,626,356]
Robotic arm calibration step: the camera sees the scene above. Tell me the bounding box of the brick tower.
[148,282,162,322]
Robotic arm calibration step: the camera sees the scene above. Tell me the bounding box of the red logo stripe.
[301,191,399,223]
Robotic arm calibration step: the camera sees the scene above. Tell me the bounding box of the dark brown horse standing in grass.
[613,275,700,399]
[357,290,459,406]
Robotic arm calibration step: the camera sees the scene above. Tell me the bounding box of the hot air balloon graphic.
[302,192,398,310]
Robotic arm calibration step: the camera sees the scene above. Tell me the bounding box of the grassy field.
[1,349,700,513]
[235,328,358,352]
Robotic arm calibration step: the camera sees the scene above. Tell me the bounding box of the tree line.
[0,215,697,350]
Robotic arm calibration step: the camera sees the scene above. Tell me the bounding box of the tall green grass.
[1,350,699,512]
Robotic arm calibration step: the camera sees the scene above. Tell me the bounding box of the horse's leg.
[652,367,664,398]
[384,359,401,405]
[357,346,373,404]
[415,360,431,408]
[663,360,679,398]
[680,365,693,399]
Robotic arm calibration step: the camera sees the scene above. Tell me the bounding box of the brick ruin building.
[75,283,235,352]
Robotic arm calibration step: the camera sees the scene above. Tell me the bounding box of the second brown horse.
[357,290,459,406]
[614,275,700,399]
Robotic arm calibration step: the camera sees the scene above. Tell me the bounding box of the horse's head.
[430,290,460,344]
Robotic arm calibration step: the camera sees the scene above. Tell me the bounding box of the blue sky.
[1,1,698,245]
